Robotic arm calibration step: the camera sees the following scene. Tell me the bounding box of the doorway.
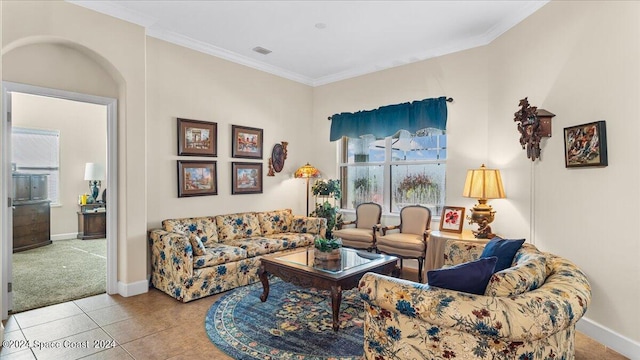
[1,82,118,319]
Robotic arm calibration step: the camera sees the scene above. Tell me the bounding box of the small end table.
[77,203,106,240]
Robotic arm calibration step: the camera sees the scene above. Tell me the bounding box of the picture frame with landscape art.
[564,120,608,168]
[178,118,217,157]
[439,206,465,233]
[232,125,263,159]
[232,162,263,194]
[178,160,217,197]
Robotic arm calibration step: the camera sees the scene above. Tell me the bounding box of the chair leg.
[399,259,403,270]
[417,257,424,283]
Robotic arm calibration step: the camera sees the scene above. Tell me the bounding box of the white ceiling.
[69,0,548,86]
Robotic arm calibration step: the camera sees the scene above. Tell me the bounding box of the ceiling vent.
[252,46,272,55]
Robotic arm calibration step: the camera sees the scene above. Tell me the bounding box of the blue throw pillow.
[427,257,498,295]
[481,237,526,272]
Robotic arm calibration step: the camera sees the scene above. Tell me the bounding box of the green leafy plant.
[311,179,341,199]
[310,179,343,238]
[314,236,342,252]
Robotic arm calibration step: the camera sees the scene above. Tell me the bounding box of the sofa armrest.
[149,229,194,278]
[358,267,590,342]
[339,220,356,229]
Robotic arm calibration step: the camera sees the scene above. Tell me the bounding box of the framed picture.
[232,162,263,194]
[564,120,608,168]
[178,118,217,157]
[177,160,217,197]
[439,206,465,233]
[232,125,263,159]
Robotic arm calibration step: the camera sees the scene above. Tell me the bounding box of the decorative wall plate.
[267,141,288,176]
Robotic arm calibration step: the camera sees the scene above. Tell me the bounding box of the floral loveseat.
[149,209,326,302]
[358,240,591,360]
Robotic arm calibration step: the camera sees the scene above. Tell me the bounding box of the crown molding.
[67,0,158,28]
[145,27,315,86]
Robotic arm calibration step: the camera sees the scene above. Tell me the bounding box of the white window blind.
[12,127,60,204]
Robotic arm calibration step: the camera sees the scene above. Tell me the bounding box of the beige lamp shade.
[462,164,505,200]
[84,162,105,181]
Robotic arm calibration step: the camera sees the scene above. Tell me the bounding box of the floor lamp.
[294,163,321,216]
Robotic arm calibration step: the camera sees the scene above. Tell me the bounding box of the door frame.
[1,82,118,319]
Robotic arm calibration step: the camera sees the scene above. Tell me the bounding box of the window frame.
[338,132,446,216]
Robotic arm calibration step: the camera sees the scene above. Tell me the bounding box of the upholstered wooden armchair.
[332,202,382,252]
[376,205,431,283]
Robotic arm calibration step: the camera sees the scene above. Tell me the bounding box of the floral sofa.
[149,209,326,302]
[358,240,591,360]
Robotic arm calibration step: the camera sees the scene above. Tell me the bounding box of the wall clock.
[267,141,288,176]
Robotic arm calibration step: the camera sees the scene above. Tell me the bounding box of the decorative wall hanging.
[232,162,263,194]
[267,141,288,176]
[178,118,217,157]
[177,160,217,197]
[513,98,555,161]
[232,125,263,159]
[564,121,608,168]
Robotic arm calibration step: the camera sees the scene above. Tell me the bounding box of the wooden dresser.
[12,173,51,252]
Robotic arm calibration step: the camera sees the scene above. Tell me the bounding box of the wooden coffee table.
[258,247,398,331]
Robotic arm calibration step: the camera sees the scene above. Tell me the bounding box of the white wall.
[11,92,107,238]
[145,37,315,226]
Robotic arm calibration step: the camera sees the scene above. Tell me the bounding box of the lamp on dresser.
[84,162,105,203]
[462,164,506,239]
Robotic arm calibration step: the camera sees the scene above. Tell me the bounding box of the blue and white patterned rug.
[205,279,364,359]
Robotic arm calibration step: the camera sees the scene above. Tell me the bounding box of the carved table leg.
[331,285,342,331]
[258,265,270,302]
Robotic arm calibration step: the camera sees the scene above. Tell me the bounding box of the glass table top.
[274,247,387,274]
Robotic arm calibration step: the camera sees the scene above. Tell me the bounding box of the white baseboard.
[51,233,79,241]
[577,316,640,360]
[117,279,149,298]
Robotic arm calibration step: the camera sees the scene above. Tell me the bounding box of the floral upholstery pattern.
[215,212,262,242]
[162,216,218,246]
[358,240,591,360]
[291,215,326,237]
[188,234,206,256]
[485,246,547,297]
[263,233,315,247]
[150,211,327,302]
[225,238,295,257]
[258,209,293,235]
[193,243,248,269]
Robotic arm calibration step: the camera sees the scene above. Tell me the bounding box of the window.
[340,129,446,215]
[12,127,60,205]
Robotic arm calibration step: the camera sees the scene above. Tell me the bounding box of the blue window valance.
[329,96,449,141]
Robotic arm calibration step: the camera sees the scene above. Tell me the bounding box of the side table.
[426,230,489,271]
[77,204,106,240]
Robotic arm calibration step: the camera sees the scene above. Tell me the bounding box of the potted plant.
[314,236,342,261]
[310,179,343,238]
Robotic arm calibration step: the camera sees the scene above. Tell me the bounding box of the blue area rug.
[205,279,365,359]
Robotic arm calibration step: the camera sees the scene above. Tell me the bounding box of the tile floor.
[0,269,630,360]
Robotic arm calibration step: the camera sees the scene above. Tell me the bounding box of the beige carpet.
[11,238,106,313]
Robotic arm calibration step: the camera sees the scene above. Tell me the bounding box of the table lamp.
[462,164,505,238]
[84,162,105,203]
[294,163,321,216]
